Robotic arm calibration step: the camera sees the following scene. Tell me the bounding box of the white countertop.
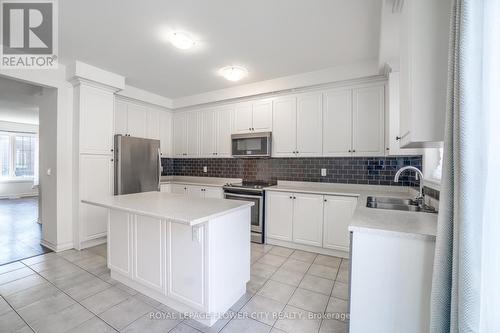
[160,176,241,187]
[265,181,438,239]
[82,191,253,226]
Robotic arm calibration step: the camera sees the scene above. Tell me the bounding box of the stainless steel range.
[223,180,277,244]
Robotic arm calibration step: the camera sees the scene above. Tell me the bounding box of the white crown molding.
[67,60,125,92]
[116,85,173,110]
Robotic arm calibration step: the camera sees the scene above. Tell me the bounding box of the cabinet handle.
[248,127,251,131]
[289,196,293,199]
[352,150,356,153]
[110,158,114,162]
[396,136,402,141]
[348,150,352,153]
[293,196,296,199]
[110,149,114,152]
[324,199,327,202]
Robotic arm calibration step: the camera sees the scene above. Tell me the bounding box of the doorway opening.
[0,76,51,265]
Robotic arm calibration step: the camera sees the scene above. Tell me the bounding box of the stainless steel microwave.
[231,132,271,158]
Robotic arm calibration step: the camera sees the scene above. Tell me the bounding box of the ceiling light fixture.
[170,31,195,50]
[219,66,248,82]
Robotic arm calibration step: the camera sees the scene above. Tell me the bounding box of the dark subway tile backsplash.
[162,156,423,187]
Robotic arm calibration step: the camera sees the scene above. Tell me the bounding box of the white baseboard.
[79,236,107,250]
[266,238,349,259]
[40,239,74,252]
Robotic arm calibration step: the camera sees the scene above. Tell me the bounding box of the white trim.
[266,238,349,259]
[423,179,441,191]
[117,85,173,109]
[40,239,74,252]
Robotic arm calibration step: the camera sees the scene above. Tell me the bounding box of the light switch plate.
[321,168,327,177]
[203,166,207,173]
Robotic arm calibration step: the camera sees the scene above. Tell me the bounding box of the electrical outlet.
[321,168,327,177]
[203,166,207,173]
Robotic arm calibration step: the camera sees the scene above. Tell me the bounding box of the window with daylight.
[0,132,38,180]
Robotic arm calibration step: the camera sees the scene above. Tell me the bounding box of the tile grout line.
[1,295,36,333]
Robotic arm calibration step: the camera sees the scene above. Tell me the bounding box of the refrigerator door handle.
[157,148,161,191]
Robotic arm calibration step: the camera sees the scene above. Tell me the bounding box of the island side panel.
[108,209,131,276]
[207,207,251,314]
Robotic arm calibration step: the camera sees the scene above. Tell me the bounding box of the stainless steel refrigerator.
[114,135,161,195]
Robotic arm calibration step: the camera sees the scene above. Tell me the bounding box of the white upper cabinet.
[200,109,216,157]
[173,112,187,157]
[352,85,385,156]
[232,99,272,134]
[114,100,128,136]
[296,93,323,156]
[215,106,233,157]
[398,0,448,148]
[146,108,160,140]
[186,111,199,157]
[272,93,322,157]
[127,103,148,138]
[79,84,114,155]
[323,89,352,156]
[233,102,253,133]
[159,111,172,157]
[272,96,297,157]
[252,100,272,132]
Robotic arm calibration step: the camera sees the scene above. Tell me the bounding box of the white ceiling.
[59,0,382,99]
[0,77,40,125]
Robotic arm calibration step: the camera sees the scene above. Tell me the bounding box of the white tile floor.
[0,243,349,333]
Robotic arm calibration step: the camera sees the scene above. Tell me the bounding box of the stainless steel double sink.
[366,196,437,213]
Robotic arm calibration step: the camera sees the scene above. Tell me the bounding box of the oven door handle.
[224,192,263,199]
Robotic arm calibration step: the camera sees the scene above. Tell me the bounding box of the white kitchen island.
[83,191,253,327]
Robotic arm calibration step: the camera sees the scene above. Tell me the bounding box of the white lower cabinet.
[266,190,358,254]
[164,183,223,199]
[323,195,357,251]
[265,191,293,241]
[292,193,324,247]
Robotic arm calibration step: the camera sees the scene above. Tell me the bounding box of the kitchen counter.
[82,191,253,226]
[265,181,438,239]
[160,176,241,187]
[82,191,252,327]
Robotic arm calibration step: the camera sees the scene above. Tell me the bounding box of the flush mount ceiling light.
[219,66,248,82]
[170,31,195,50]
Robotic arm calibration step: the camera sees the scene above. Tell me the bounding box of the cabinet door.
[108,210,130,276]
[323,89,352,156]
[233,102,253,133]
[134,216,164,291]
[160,184,171,193]
[265,191,293,241]
[79,85,114,154]
[204,187,223,199]
[252,99,272,132]
[168,222,206,309]
[171,184,187,194]
[127,103,148,138]
[292,193,324,247]
[159,111,172,157]
[200,110,216,157]
[323,195,357,251]
[186,185,205,198]
[272,97,296,157]
[114,100,128,135]
[146,108,160,140]
[352,86,385,156]
[186,112,199,157]
[173,113,187,157]
[80,154,113,240]
[216,107,233,157]
[296,93,323,156]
